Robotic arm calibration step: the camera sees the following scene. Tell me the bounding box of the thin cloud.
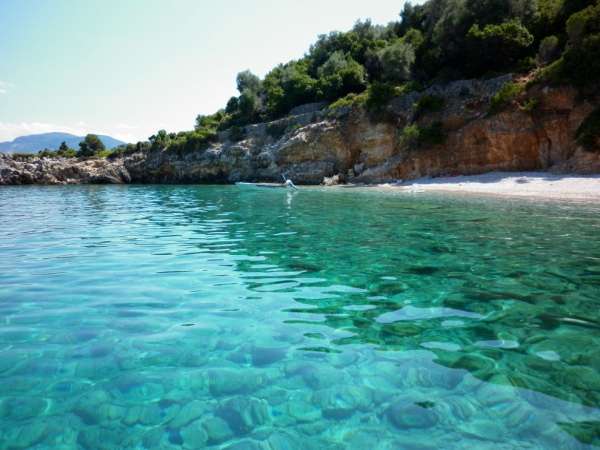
[0,122,86,142]
[0,81,13,95]
[116,123,137,130]
[0,121,147,143]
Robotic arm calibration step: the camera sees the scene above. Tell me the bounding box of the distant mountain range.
[0,132,126,154]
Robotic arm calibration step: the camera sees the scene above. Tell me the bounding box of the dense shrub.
[168,130,217,154]
[328,92,368,111]
[399,121,446,149]
[261,61,318,118]
[418,121,447,146]
[566,3,600,43]
[365,82,397,113]
[364,82,420,114]
[490,82,525,112]
[561,33,600,87]
[537,35,561,65]
[38,141,77,158]
[399,124,421,148]
[466,20,534,75]
[414,95,445,117]
[520,97,539,113]
[107,142,148,159]
[266,121,289,139]
[229,126,246,142]
[576,108,600,151]
[378,39,416,83]
[77,134,106,157]
[10,153,37,159]
[317,52,367,100]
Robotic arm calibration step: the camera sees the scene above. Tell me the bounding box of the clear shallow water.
[1,185,600,449]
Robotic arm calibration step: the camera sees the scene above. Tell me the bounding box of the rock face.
[0,154,130,185]
[1,76,598,186]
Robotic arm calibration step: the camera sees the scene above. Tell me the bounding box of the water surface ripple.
[1,185,600,449]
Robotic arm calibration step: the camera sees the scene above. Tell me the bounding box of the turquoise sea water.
[1,185,600,449]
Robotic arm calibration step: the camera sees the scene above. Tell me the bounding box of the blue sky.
[0,0,419,143]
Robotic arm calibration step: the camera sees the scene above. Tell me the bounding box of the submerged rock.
[266,430,308,450]
[71,390,125,425]
[124,403,162,426]
[202,416,234,444]
[299,365,344,390]
[222,439,266,450]
[458,418,507,442]
[77,425,131,449]
[168,399,209,428]
[313,385,372,419]
[250,345,287,367]
[208,368,265,396]
[0,396,47,421]
[216,396,270,435]
[142,428,164,448]
[2,421,48,449]
[285,393,322,423]
[386,401,439,429]
[180,419,209,448]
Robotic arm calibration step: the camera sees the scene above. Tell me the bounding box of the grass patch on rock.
[490,81,525,113]
[399,121,446,149]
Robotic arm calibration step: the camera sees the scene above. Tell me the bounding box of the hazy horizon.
[0,0,421,143]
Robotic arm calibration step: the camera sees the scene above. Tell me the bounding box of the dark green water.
[1,185,599,449]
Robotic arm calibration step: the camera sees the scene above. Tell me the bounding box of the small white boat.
[236,176,298,191]
[235,182,290,189]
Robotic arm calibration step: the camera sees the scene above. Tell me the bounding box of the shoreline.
[368,172,600,202]
[3,167,600,202]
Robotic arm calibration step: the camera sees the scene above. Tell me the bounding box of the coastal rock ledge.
[0,155,130,185]
[1,76,599,186]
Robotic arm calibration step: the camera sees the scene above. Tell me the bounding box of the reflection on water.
[1,185,600,449]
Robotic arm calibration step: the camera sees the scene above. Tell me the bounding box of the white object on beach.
[284,179,298,190]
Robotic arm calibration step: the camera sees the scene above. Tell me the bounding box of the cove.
[0,185,599,449]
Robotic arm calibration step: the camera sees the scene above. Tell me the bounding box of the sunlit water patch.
[1,185,600,449]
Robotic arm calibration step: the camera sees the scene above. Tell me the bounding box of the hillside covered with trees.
[67,0,600,158]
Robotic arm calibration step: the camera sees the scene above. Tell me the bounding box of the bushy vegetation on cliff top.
[103,0,598,158]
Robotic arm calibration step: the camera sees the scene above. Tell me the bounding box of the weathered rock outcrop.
[1,76,598,185]
[0,155,130,185]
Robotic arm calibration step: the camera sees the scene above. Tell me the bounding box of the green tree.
[541,3,600,87]
[263,61,317,117]
[238,89,260,121]
[149,129,170,150]
[56,141,76,157]
[236,70,261,94]
[466,20,534,74]
[225,96,239,114]
[561,33,600,87]
[465,0,539,27]
[378,40,416,83]
[537,35,561,65]
[317,51,366,100]
[77,134,105,157]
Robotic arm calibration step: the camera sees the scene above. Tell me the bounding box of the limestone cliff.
[1,76,598,185]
